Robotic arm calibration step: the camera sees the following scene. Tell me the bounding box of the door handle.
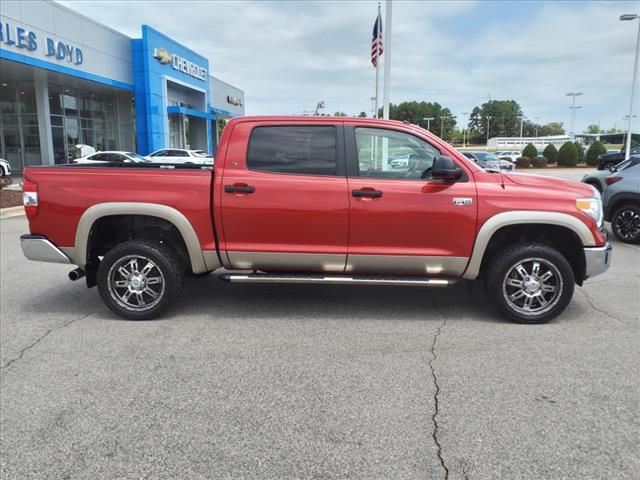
[352,189,382,198]
[225,184,255,194]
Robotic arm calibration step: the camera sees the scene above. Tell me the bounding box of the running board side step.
[220,273,457,287]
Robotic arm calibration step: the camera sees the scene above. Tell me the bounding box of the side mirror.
[432,155,463,181]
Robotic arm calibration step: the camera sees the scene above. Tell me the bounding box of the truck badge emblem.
[453,198,473,206]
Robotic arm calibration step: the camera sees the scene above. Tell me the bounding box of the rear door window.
[247,126,338,176]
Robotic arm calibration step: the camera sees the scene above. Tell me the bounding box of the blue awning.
[167,105,216,120]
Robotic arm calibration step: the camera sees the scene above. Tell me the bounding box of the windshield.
[193,150,210,158]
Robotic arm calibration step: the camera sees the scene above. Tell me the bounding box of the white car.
[0,158,11,177]
[147,148,212,165]
[390,154,411,168]
[73,151,151,164]
[495,151,520,162]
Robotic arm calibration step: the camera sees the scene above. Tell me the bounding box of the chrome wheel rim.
[502,257,563,316]
[107,255,165,312]
[614,209,640,241]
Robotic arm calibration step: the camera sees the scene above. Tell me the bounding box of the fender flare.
[66,202,208,274]
[462,211,595,280]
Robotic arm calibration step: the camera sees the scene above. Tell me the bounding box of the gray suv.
[603,163,640,243]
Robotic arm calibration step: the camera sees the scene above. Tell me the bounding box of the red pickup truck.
[20,116,611,323]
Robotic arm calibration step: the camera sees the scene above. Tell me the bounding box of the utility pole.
[620,14,640,160]
[566,92,583,140]
[382,0,392,120]
[486,116,492,146]
[462,112,469,147]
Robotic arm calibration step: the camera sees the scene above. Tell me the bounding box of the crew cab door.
[345,125,477,276]
[217,121,349,272]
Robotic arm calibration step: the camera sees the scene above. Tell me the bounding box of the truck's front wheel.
[97,240,184,320]
[485,243,575,324]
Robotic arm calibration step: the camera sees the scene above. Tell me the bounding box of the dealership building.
[0,0,245,172]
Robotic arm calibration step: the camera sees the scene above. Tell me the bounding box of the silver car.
[462,151,515,172]
[582,156,640,193]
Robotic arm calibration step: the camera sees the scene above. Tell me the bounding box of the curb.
[0,206,25,219]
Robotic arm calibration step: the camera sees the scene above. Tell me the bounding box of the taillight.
[605,176,622,186]
[22,179,38,219]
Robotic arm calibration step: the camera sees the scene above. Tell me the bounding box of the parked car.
[462,151,515,172]
[0,158,11,177]
[73,151,152,165]
[495,151,520,162]
[603,163,640,243]
[20,116,610,324]
[597,144,640,170]
[147,148,212,165]
[390,154,411,168]
[581,156,640,193]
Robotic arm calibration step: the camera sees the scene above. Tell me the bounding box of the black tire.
[97,240,184,320]
[611,204,640,244]
[484,243,575,324]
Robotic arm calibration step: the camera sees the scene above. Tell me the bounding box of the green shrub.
[533,156,548,167]
[586,141,607,166]
[557,142,578,166]
[574,142,584,163]
[543,144,558,163]
[515,157,532,168]
[522,143,538,160]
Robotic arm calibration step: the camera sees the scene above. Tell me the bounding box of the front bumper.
[584,242,612,279]
[20,234,70,264]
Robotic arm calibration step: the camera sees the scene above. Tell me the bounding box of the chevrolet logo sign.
[153,48,171,64]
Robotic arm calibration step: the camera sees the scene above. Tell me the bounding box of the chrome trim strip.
[463,211,597,280]
[226,275,452,287]
[226,252,347,272]
[21,236,70,264]
[346,255,468,276]
[584,243,612,279]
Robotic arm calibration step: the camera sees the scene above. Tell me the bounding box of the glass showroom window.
[0,82,41,171]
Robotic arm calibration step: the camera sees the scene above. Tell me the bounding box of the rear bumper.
[584,243,612,279]
[20,234,70,264]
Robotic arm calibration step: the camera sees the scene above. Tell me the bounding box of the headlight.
[576,187,603,227]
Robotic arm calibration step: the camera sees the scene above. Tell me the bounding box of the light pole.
[566,92,583,140]
[486,116,492,146]
[534,116,541,138]
[462,112,469,147]
[423,117,434,131]
[620,13,640,160]
[519,115,527,139]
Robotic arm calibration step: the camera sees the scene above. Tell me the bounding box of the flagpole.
[375,3,381,119]
[382,0,392,120]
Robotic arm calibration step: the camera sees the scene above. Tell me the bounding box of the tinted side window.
[247,126,337,176]
[150,150,167,157]
[89,153,106,161]
[354,127,440,180]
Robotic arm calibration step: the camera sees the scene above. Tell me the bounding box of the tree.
[586,141,607,166]
[358,111,367,118]
[386,101,457,139]
[585,124,601,134]
[538,122,565,136]
[574,142,584,163]
[557,142,578,166]
[522,143,538,159]
[467,100,523,143]
[334,111,347,117]
[543,144,558,163]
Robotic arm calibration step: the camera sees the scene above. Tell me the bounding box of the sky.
[59,0,639,133]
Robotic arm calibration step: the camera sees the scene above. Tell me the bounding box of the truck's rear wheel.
[97,240,184,320]
[485,243,574,324]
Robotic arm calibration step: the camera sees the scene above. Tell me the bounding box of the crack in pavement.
[1,312,94,370]
[429,304,449,480]
[577,289,638,328]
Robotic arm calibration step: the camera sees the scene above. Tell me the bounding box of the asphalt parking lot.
[1,185,639,479]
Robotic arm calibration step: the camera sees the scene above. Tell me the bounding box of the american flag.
[371,11,383,67]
